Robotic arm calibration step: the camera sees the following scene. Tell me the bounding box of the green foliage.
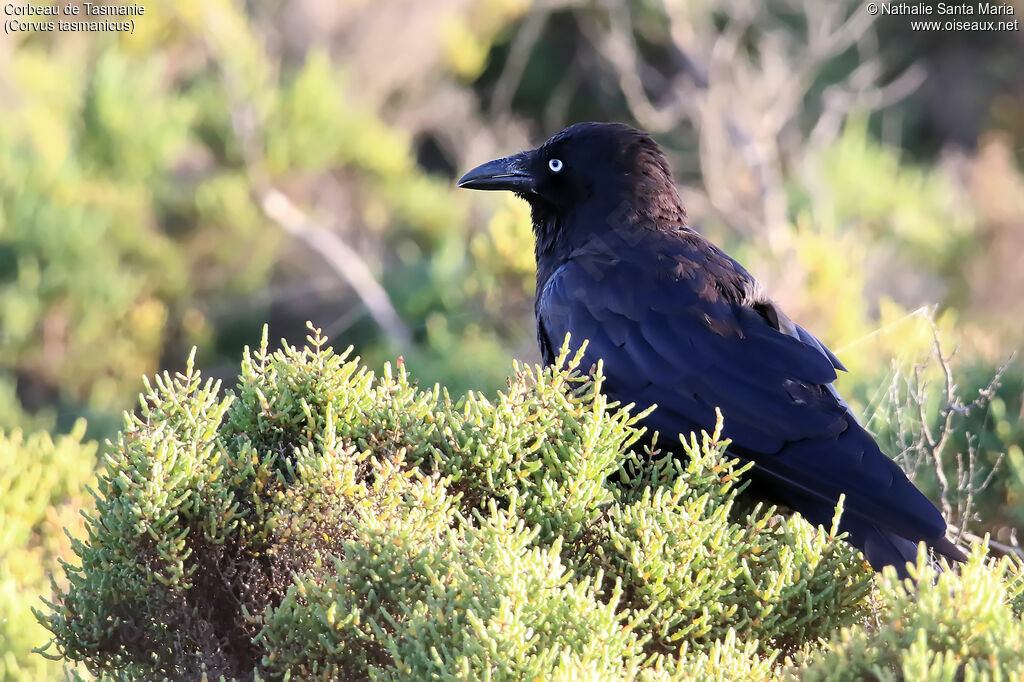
[793,547,1024,681]
[2,2,1022,679]
[268,49,461,240]
[0,16,252,419]
[858,337,1023,541]
[0,0,521,434]
[943,360,1024,530]
[440,0,530,79]
[0,376,45,435]
[0,423,95,681]
[260,504,638,680]
[589,444,871,659]
[38,328,1022,680]
[818,118,976,277]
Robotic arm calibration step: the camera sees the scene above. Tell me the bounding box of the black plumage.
[458,122,964,575]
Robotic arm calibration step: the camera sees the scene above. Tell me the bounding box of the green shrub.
[37,326,1023,680]
[792,546,1024,681]
[0,423,95,681]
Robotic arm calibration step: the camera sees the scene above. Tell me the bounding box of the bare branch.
[543,54,583,133]
[949,524,1024,561]
[490,8,551,116]
[579,0,694,132]
[260,188,413,349]
[966,352,1015,411]
[209,33,414,353]
[876,315,1011,539]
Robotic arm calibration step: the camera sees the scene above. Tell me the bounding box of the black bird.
[458,122,965,575]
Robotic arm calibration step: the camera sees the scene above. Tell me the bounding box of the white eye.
[548,158,564,173]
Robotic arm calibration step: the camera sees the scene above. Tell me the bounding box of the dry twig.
[259,189,413,349]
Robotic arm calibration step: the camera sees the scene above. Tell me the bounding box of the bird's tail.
[742,461,967,578]
[847,519,967,579]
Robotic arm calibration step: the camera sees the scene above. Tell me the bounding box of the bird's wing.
[538,253,946,543]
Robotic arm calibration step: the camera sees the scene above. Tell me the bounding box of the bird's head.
[457,122,684,229]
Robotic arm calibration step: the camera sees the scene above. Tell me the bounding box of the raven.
[458,122,965,575]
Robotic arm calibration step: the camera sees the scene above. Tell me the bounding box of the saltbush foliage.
[0,424,95,681]
[794,547,1024,681]
[38,327,1023,680]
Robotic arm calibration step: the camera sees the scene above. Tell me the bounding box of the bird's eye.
[548,158,564,173]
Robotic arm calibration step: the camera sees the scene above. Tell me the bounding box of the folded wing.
[538,251,960,567]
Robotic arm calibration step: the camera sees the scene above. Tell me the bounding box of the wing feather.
[538,256,947,546]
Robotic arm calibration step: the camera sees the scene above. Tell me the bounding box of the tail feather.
[931,534,968,563]
[859,526,919,578]
[844,518,966,579]
[765,485,966,579]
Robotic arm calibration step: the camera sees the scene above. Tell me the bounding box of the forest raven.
[458,122,965,575]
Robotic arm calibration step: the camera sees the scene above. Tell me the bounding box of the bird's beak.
[457,152,536,194]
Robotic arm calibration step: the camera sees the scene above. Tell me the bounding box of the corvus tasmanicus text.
[458,122,965,576]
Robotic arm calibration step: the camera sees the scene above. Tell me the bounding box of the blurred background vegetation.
[0,0,1021,678]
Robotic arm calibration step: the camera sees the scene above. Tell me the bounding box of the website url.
[910,18,1020,30]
